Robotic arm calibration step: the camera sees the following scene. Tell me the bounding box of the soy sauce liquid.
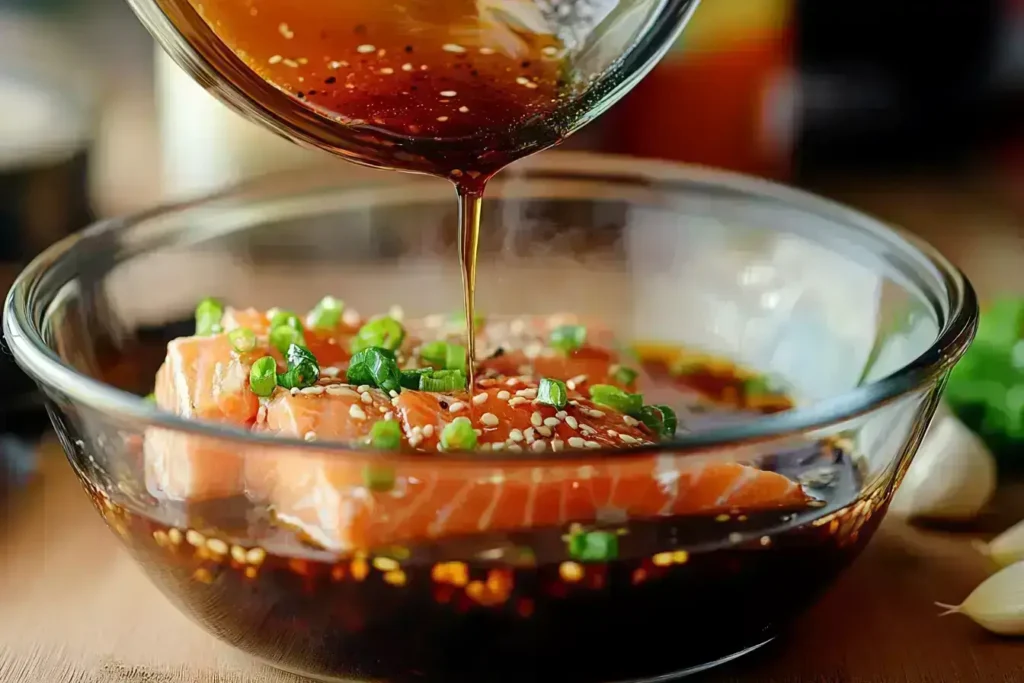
[156,0,591,381]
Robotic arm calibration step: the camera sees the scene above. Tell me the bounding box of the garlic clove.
[977,519,1024,568]
[890,403,997,521]
[936,561,1024,636]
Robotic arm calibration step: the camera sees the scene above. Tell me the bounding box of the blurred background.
[0,0,1022,446]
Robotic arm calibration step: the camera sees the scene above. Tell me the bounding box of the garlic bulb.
[936,562,1024,636]
[977,520,1024,568]
[890,403,997,521]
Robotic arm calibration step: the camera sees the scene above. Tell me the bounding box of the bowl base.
[256,638,775,683]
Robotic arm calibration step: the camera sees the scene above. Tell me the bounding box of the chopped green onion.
[269,310,304,332]
[743,376,778,396]
[537,377,568,409]
[228,326,257,353]
[347,347,402,393]
[369,420,402,450]
[449,309,486,330]
[440,417,478,451]
[362,464,396,492]
[656,405,678,437]
[612,365,639,386]
[144,393,156,403]
[420,341,449,367]
[400,368,432,390]
[309,296,344,330]
[270,324,306,354]
[568,529,619,562]
[419,369,467,392]
[640,405,665,436]
[249,356,279,396]
[445,343,467,372]
[550,324,586,354]
[277,344,320,390]
[194,297,224,336]
[589,384,643,417]
[352,316,405,353]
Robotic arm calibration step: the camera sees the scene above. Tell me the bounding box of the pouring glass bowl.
[3,153,976,682]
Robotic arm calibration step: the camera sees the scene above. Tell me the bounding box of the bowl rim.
[2,152,978,462]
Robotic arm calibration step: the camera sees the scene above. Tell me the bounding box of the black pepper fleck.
[325,76,336,84]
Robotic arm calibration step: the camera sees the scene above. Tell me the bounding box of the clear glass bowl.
[3,153,976,682]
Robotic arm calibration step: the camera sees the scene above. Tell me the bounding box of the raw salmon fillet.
[144,334,259,501]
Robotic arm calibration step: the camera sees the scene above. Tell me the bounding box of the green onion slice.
[369,420,402,450]
[194,297,224,337]
[362,464,397,492]
[537,377,568,409]
[228,327,257,353]
[419,369,467,393]
[440,417,478,451]
[144,393,156,403]
[639,405,665,436]
[568,529,619,563]
[347,347,402,393]
[269,310,304,332]
[420,341,449,367]
[249,356,279,396]
[270,324,306,355]
[351,316,405,353]
[611,365,639,386]
[656,405,678,437]
[309,296,344,330]
[550,324,586,354]
[445,343,467,372]
[589,384,643,417]
[400,368,432,390]
[277,344,320,390]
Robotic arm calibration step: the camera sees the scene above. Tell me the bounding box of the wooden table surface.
[1,440,1022,683]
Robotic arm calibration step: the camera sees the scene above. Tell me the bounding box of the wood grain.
[2,441,1022,683]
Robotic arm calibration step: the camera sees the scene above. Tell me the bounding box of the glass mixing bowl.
[3,153,976,682]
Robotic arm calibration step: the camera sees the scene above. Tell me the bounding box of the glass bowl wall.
[3,153,976,682]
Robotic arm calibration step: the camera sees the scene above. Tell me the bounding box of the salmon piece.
[269,382,809,552]
[478,345,629,390]
[144,334,259,501]
[246,384,395,545]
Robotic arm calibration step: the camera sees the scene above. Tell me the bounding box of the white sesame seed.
[479,47,495,55]
[442,43,466,53]
[619,434,639,445]
[551,439,564,452]
[207,538,229,555]
[449,402,466,414]
[329,60,349,69]
[566,381,576,391]
[570,375,588,386]
[326,385,359,397]
[565,416,579,430]
[623,415,640,427]
[516,76,531,86]
[440,90,457,97]
[474,429,482,437]
[509,429,524,442]
[380,67,394,74]
[357,44,376,53]
[491,442,505,451]
[389,390,399,398]
[524,427,536,443]
[304,431,318,442]
[458,106,469,113]
[349,404,367,420]
[402,63,414,71]
[436,116,449,122]
[507,444,523,453]
[607,429,618,437]
[543,417,561,428]
[360,392,373,404]
[531,440,547,453]
[283,59,299,68]
[481,413,499,427]
[357,385,370,393]
[246,547,266,565]
[542,46,559,56]
[555,411,567,419]
[473,393,489,406]
[506,378,520,386]
[536,426,552,437]
[422,424,434,437]
[391,397,401,406]
[509,396,528,407]
[497,390,511,400]
[230,545,247,563]
[580,424,598,435]
[384,411,395,421]
[186,530,205,547]
[322,367,341,378]
[290,387,300,395]
[530,411,543,427]
[269,55,283,64]
[279,23,294,39]
[586,409,606,418]
[516,388,538,399]
[584,441,601,449]
[412,426,423,436]
[409,434,423,448]
[300,385,325,395]
[568,437,585,448]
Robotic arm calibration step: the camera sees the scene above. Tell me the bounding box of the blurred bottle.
[156,49,342,200]
[605,0,796,181]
